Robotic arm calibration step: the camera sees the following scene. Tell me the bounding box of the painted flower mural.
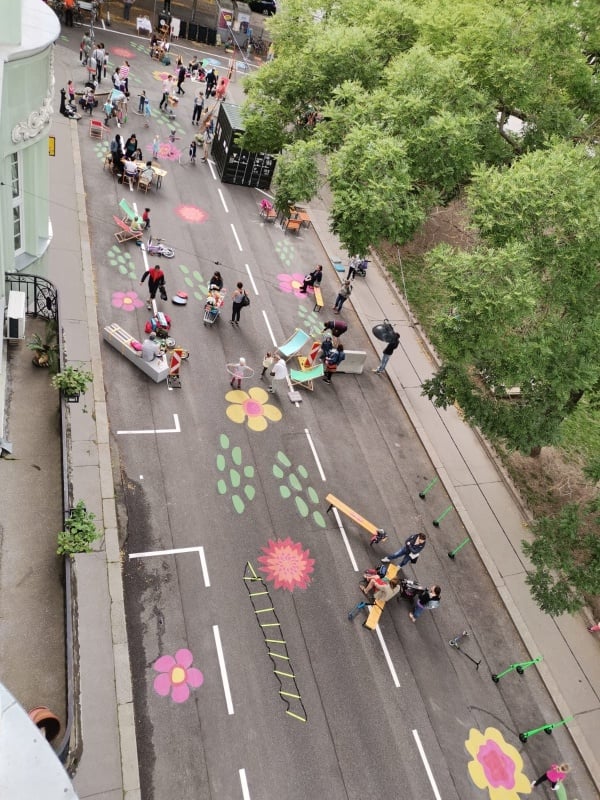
[465,727,531,800]
[111,46,134,59]
[152,648,204,703]
[226,387,282,432]
[175,204,209,224]
[258,537,315,591]
[111,290,144,312]
[277,272,309,298]
[147,142,181,162]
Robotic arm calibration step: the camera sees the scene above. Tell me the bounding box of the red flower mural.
[258,537,315,591]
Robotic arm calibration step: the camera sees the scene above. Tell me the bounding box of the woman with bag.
[323,343,345,384]
[333,279,352,313]
[231,282,249,326]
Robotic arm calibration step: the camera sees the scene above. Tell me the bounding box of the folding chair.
[276,328,311,360]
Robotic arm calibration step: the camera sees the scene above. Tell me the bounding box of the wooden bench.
[113,215,143,243]
[312,286,324,312]
[283,218,301,235]
[325,493,388,545]
[260,205,278,222]
[289,363,324,391]
[363,563,399,630]
[102,323,169,383]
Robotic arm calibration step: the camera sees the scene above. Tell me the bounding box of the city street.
[56,22,596,800]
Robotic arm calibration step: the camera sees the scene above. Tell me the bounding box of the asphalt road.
[66,27,595,800]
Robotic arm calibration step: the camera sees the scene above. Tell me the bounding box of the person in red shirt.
[64,0,75,27]
[140,265,166,309]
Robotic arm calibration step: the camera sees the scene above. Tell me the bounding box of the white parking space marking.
[218,188,229,213]
[231,223,243,251]
[412,729,442,800]
[208,159,217,180]
[331,508,359,572]
[213,625,235,715]
[375,627,401,688]
[261,310,277,347]
[239,768,251,800]
[128,546,211,588]
[304,429,326,481]
[244,263,258,295]
[117,413,180,435]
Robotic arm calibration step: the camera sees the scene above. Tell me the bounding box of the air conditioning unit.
[6,290,26,340]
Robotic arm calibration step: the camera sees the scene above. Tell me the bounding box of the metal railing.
[5,273,59,322]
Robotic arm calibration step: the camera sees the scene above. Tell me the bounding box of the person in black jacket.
[299,265,323,293]
[373,331,400,374]
[410,585,441,622]
[381,533,427,567]
[140,265,166,309]
[323,344,345,384]
[205,69,217,97]
[176,63,186,95]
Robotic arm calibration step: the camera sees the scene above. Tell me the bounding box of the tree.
[272,140,321,216]
[422,141,600,453]
[522,500,600,615]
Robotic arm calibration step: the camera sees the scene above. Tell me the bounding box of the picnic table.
[134,160,167,189]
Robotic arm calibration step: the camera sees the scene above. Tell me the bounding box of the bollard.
[448,537,471,559]
[419,477,438,499]
[519,716,573,743]
[433,505,453,527]
[491,656,542,683]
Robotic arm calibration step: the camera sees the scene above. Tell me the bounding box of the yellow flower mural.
[465,727,531,800]
[226,387,282,432]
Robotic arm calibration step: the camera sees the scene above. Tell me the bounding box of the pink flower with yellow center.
[152,70,171,82]
[258,537,315,591]
[465,727,532,800]
[152,648,204,703]
[111,47,134,59]
[111,290,144,312]
[225,386,282,432]
[176,204,209,224]
[146,142,181,161]
[277,272,309,298]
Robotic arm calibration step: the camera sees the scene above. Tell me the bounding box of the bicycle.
[136,237,175,258]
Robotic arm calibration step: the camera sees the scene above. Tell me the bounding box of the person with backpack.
[323,343,345,384]
[140,265,166,310]
[333,279,352,313]
[409,585,441,622]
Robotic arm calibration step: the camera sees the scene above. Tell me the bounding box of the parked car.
[248,0,277,15]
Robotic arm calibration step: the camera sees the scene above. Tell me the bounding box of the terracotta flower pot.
[28,706,61,742]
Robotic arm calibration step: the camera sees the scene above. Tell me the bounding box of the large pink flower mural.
[147,142,181,161]
[465,727,531,800]
[258,537,315,591]
[277,272,310,298]
[176,204,209,224]
[111,290,144,312]
[111,47,134,59]
[153,648,204,703]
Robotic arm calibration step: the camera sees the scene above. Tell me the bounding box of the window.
[11,152,23,254]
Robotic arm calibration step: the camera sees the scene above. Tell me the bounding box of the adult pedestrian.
[381,533,427,567]
[123,0,134,21]
[333,279,352,313]
[64,0,75,26]
[119,61,131,94]
[231,282,248,325]
[93,43,105,84]
[192,91,204,125]
[80,32,92,65]
[141,333,163,362]
[205,68,217,97]
[268,354,289,393]
[176,63,186,95]
[531,763,570,791]
[159,76,171,111]
[409,585,441,622]
[322,319,347,342]
[323,344,345,384]
[200,122,213,162]
[347,255,360,280]
[140,265,166,309]
[373,331,400,374]
[299,265,323,293]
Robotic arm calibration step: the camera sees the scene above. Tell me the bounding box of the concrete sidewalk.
[307,185,600,791]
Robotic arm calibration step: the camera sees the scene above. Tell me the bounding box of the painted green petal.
[119,266,128,275]
[295,497,309,517]
[217,479,227,495]
[230,469,241,488]
[289,474,301,491]
[193,270,203,281]
[179,264,190,274]
[298,465,308,479]
[231,446,242,466]
[244,485,255,501]
[277,451,291,467]
[307,487,319,504]
[313,511,326,528]
[216,454,226,471]
[244,465,255,478]
[273,465,284,479]
[232,495,245,514]
[184,277,194,287]
[280,486,291,499]
[220,433,229,449]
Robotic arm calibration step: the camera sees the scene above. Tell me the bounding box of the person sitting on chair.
[140,161,154,183]
[123,158,138,182]
[299,265,323,293]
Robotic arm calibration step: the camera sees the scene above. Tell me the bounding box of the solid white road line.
[198,546,211,588]
[244,263,259,295]
[375,626,401,688]
[218,188,229,213]
[261,310,277,346]
[208,159,216,180]
[331,507,359,572]
[412,729,442,800]
[230,223,243,251]
[239,768,251,800]
[213,625,235,715]
[116,413,180,435]
[128,546,210,588]
[304,428,326,481]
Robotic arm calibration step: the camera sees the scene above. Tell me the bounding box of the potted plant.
[57,501,101,556]
[51,365,93,403]
[26,320,59,371]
